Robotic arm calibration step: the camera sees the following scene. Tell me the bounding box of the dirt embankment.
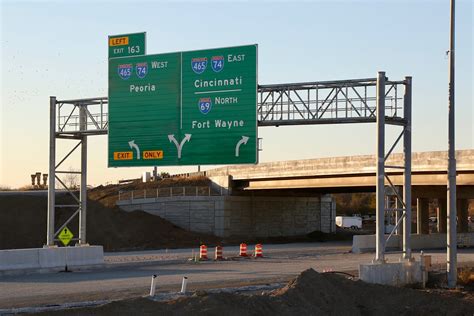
[1,176,354,251]
[0,194,220,251]
[0,193,350,251]
[88,176,212,207]
[37,269,474,316]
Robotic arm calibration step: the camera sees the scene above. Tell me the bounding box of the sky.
[1,0,473,188]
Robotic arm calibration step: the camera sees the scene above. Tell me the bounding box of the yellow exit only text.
[143,150,163,160]
[114,152,133,160]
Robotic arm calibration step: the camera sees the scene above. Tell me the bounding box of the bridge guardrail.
[118,186,223,201]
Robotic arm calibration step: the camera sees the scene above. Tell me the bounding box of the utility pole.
[447,0,457,289]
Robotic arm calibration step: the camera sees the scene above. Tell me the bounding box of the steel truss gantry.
[48,71,412,262]
[258,72,412,261]
[47,97,108,246]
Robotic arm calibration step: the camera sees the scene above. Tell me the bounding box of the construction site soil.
[0,195,221,251]
[0,178,353,251]
[0,178,222,251]
[36,268,474,316]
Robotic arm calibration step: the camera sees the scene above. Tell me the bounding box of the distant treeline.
[334,193,376,216]
[334,194,473,216]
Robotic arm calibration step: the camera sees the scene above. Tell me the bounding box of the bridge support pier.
[416,198,430,234]
[457,199,469,233]
[437,198,447,233]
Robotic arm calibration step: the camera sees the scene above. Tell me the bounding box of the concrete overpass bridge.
[205,149,474,198]
[204,149,474,235]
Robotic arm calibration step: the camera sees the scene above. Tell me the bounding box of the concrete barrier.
[0,246,103,273]
[352,234,400,253]
[352,233,474,253]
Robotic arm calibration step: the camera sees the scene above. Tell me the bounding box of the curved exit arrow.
[235,136,249,157]
[128,140,140,159]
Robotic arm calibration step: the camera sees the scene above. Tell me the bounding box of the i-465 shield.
[118,64,133,80]
[191,57,207,74]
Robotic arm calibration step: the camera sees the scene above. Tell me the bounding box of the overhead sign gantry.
[47,32,413,278]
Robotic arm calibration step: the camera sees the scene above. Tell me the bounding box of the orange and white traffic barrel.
[239,243,248,257]
[254,244,263,258]
[199,244,208,260]
[215,246,223,260]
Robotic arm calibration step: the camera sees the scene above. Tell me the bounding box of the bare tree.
[64,167,79,190]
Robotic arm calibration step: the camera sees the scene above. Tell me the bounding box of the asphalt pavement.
[1,241,473,310]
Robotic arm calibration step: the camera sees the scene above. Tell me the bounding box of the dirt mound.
[270,269,361,315]
[0,194,220,251]
[0,195,48,249]
[38,269,474,315]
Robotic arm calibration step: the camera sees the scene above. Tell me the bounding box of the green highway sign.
[108,44,257,167]
[108,32,146,59]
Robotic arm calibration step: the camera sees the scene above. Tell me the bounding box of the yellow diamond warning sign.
[58,227,74,246]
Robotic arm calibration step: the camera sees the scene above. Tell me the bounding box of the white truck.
[335,216,362,230]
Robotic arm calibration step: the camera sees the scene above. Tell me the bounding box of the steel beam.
[47,96,56,246]
[258,117,377,126]
[79,106,88,245]
[79,136,87,244]
[403,76,412,260]
[258,78,378,90]
[447,0,457,288]
[375,71,386,262]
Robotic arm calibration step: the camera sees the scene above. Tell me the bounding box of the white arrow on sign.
[168,134,192,159]
[128,140,141,159]
[235,136,249,157]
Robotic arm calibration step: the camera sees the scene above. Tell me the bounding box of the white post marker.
[128,140,140,159]
[180,276,188,294]
[149,274,158,297]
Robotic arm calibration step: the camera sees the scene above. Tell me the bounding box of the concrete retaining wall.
[0,246,104,273]
[117,195,335,237]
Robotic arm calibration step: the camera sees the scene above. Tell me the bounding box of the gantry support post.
[447,0,457,289]
[47,96,57,247]
[403,77,412,260]
[375,71,386,263]
[79,105,88,245]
